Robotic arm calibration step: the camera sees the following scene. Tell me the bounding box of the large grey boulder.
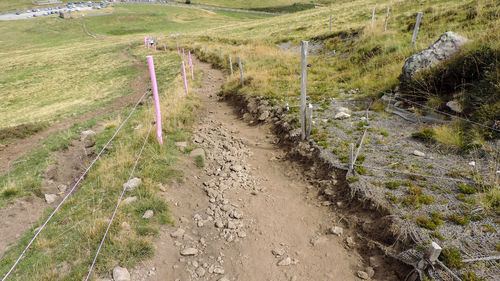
[402,32,469,81]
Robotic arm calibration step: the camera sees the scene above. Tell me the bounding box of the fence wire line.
[85,122,153,281]
[1,89,150,281]
[354,164,475,184]
[365,86,500,134]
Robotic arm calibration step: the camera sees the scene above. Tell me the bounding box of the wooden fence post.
[384,7,390,32]
[329,15,333,32]
[229,54,233,75]
[237,56,244,86]
[300,40,308,140]
[371,7,375,28]
[412,12,423,46]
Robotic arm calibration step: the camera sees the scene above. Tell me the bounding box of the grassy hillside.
[0,5,264,279]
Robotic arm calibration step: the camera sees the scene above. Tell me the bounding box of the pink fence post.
[182,61,188,94]
[146,56,163,144]
[188,51,194,80]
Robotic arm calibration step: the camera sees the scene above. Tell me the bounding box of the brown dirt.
[0,45,149,174]
[128,59,383,281]
[0,46,150,258]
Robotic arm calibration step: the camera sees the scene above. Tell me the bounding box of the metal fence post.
[371,7,375,28]
[384,7,390,32]
[229,54,233,75]
[238,56,244,86]
[300,40,308,140]
[412,12,423,46]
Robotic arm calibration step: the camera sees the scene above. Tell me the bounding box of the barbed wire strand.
[365,86,500,133]
[354,164,475,184]
[1,89,150,281]
[85,122,153,281]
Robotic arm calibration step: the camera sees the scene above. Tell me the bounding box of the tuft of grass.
[458,183,477,194]
[194,155,205,168]
[417,211,443,230]
[385,181,402,190]
[412,128,436,143]
[439,247,464,269]
[462,271,485,281]
[447,214,470,226]
[1,186,20,198]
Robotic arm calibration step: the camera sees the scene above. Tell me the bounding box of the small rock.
[226,221,236,229]
[345,237,355,248]
[258,110,270,121]
[366,266,375,278]
[337,107,351,114]
[122,196,137,205]
[446,101,462,113]
[81,130,96,138]
[112,266,130,281]
[44,194,57,204]
[468,161,475,166]
[142,210,154,219]
[237,231,247,238]
[123,177,142,191]
[412,150,425,157]
[174,142,188,151]
[180,248,198,256]
[357,271,369,280]
[189,148,205,158]
[277,257,293,266]
[334,112,351,120]
[272,248,285,256]
[231,210,243,219]
[230,165,243,172]
[195,266,206,277]
[215,220,224,228]
[57,184,68,193]
[330,226,343,236]
[218,278,230,281]
[213,266,225,274]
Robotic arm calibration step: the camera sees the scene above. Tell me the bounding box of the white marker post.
[384,7,390,32]
[238,56,244,86]
[371,7,375,28]
[329,15,333,32]
[287,25,290,34]
[412,12,423,47]
[306,103,313,139]
[300,41,308,140]
[229,55,233,75]
[146,56,163,144]
[219,47,222,60]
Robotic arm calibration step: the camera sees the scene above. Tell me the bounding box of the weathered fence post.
[229,54,234,75]
[146,56,163,144]
[188,51,194,80]
[237,56,244,86]
[371,7,375,28]
[219,47,222,60]
[329,15,333,32]
[181,61,188,94]
[412,12,423,46]
[349,143,354,172]
[163,43,166,51]
[306,103,313,139]
[300,40,309,140]
[264,28,267,36]
[384,7,390,32]
[287,25,290,34]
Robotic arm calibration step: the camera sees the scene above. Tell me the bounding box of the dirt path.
[130,59,369,281]
[0,45,149,174]
[0,46,150,258]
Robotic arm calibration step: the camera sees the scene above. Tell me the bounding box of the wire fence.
[85,122,153,281]
[1,89,150,281]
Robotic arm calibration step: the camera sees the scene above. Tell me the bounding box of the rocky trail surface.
[129,59,378,281]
